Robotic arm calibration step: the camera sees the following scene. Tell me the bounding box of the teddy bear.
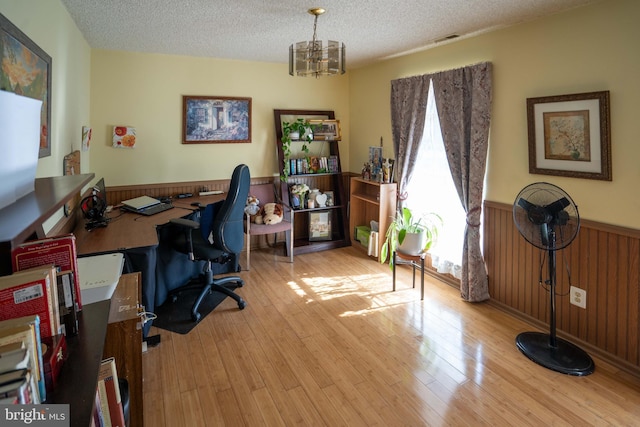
[244,195,261,223]
[255,202,284,225]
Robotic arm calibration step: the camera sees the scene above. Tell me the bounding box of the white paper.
[0,91,42,210]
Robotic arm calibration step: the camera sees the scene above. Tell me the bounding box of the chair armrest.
[275,197,293,212]
[170,217,200,229]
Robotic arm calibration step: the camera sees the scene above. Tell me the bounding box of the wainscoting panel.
[484,201,640,372]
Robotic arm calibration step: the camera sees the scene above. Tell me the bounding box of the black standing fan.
[512,182,594,376]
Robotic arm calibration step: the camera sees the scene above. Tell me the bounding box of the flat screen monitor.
[94,178,107,209]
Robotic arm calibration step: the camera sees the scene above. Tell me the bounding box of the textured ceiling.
[60,0,598,69]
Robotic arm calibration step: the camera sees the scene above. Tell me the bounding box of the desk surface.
[74,193,225,255]
[170,193,226,210]
[74,206,193,255]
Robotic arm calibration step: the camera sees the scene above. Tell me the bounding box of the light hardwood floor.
[142,246,640,426]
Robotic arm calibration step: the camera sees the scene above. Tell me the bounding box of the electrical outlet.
[570,286,587,309]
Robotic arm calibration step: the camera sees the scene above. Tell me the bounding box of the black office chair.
[168,164,250,322]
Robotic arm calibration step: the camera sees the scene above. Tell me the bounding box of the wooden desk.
[170,193,225,210]
[74,206,193,255]
[73,198,228,339]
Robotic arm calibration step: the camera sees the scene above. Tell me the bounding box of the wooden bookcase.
[349,177,397,260]
[103,272,143,427]
[274,109,350,255]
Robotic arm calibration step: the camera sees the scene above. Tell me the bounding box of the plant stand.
[392,250,426,300]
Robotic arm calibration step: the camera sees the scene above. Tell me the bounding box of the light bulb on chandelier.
[289,8,345,77]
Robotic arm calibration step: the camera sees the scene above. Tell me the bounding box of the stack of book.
[289,155,339,175]
[11,234,82,336]
[0,315,46,404]
[0,234,84,404]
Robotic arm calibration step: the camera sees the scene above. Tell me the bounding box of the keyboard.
[126,202,174,216]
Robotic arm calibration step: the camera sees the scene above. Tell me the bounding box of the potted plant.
[280,118,314,181]
[380,207,442,268]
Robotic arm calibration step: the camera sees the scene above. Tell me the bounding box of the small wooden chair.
[392,250,426,300]
[244,182,294,270]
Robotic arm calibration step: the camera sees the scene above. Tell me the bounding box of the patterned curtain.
[431,62,492,302]
[390,62,492,302]
[390,75,430,207]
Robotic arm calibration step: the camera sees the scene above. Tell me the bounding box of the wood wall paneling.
[484,201,640,373]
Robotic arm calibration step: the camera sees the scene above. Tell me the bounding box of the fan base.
[516,332,594,376]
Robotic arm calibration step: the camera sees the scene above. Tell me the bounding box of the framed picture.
[527,91,611,181]
[382,158,395,183]
[309,210,332,241]
[183,96,251,144]
[369,146,383,177]
[0,13,52,158]
[309,119,341,141]
[323,191,334,207]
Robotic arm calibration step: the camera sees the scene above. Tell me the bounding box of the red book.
[0,266,59,338]
[12,234,83,310]
[98,358,126,427]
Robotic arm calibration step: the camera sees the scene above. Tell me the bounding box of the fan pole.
[515,230,595,376]
[548,235,557,349]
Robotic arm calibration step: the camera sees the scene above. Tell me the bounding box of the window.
[404,81,465,279]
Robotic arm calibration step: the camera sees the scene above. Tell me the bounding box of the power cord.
[137,304,157,325]
[537,249,571,297]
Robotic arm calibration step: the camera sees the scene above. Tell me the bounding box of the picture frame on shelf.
[526,91,611,181]
[309,210,332,241]
[0,13,52,158]
[382,158,395,183]
[309,119,341,141]
[183,95,252,144]
[323,191,334,207]
[369,146,383,179]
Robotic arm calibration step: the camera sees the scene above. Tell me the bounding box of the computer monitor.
[93,178,107,212]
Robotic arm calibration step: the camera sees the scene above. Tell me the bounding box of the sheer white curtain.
[405,80,465,279]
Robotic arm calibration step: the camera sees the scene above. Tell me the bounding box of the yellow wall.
[1,0,91,176]
[349,0,640,228]
[89,50,349,186]
[1,0,91,230]
[4,0,639,229]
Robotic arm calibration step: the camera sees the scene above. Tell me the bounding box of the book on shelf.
[56,271,79,336]
[96,357,126,427]
[12,233,83,311]
[97,378,112,427]
[0,370,32,404]
[93,388,105,427]
[0,318,44,403]
[0,265,61,338]
[0,341,30,372]
[41,334,67,393]
[328,155,339,173]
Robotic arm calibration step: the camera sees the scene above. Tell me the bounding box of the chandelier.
[289,8,345,77]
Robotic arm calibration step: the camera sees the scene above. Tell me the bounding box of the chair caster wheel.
[191,312,201,322]
[238,300,247,310]
[237,280,245,288]
[171,295,178,303]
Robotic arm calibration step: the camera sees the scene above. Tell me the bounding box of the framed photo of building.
[183,96,252,143]
[309,119,341,141]
[309,210,332,241]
